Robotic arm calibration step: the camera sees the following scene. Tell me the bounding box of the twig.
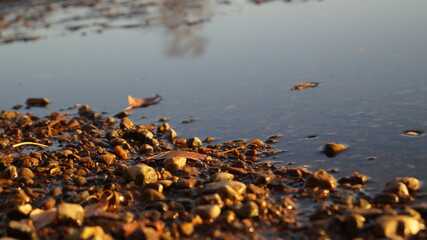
[11,142,48,148]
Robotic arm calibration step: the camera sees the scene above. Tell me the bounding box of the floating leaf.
[290,82,319,91]
[125,94,162,111]
[148,150,207,161]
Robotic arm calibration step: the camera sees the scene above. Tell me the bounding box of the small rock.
[123,164,158,185]
[394,177,420,193]
[42,197,56,209]
[203,137,215,143]
[187,137,203,148]
[404,130,422,136]
[120,117,135,130]
[197,193,225,208]
[203,181,247,195]
[345,214,366,237]
[68,226,113,240]
[210,172,234,182]
[339,172,368,185]
[174,179,197,189]
[97,154,115,165]
[144,183,164,193]
[323,142,347,157]
[254,174,275,185]
[78,105,91,116]
[73,176,86,186]
[236,201,259,218]
[8,204,33,219]
[165,129,177,140]
[7,219,37,240]
[142,189,165,202]
[384,181,411,199]
[129,225,160,240]
[374,215,424,239]
[164,157,187,172]
[18,168,35,178]
[26,98,50,107]
[57,203,84,226]
[305,169,338,190]
[114,145,128,160]
[157,123,171,134]
[194,204,221,220]
[2,165,18,179]
[16,176,34,186]
[179,222,194,236]
[139,144,154,154]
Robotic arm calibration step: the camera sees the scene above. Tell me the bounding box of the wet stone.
[18,168,35,178]
[197,193,225,208]
[120,117,135,130]
[374,193,399,204]
[73,176,86,186]
[194,204,221,220]
[2,165,18,180]
[339,172,368,185]
[68,226,114,240]
[374,215,424,239]
[236,201,259,218]
[179,222,194,236]
[187,137,202,148]
[123,164,158,185]
[305,169,337,190]
[394,177,420,193]
[174,178,197,189]
[210,172,234,182]
[97,154,115,165]
[16,176,34,186]
[57,203,84,226]
[114,145,128,160]
[140,144,154,154]
[383,181,411,199]
[8,203,33,219]
[165,128,177,140]
[323,142,347,157]
[7,219,37,240]
[142,189,165,202]
[164,157,187,172]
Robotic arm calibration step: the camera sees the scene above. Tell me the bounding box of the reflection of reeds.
[159,0,212,56]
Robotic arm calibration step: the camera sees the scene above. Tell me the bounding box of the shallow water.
[1,0,426,192]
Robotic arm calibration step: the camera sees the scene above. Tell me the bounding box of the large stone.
[57,203,84,226]
[236,201,259,218]
[164,157,186,172]
[305,169,337,190]
[123,164,158,185]
[210,172,234,182]
[7,219,37,240]
[374,215,425,239]
[394,177,420,193]
[323,142,347,157]
[383,181,411,199]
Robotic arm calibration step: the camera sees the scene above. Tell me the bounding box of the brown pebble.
[194,204,221,220]
[26,98,50,107]
[305,169,338,190]
[19,168,35,178]
[323,142,347,157]
[142,189,165,202]
[73,176,86,186]
[114,145,128,160]
[187,137,203,148]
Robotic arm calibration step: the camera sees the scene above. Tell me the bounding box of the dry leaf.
[148,150,208,161]
[125,94,162,111]
[290,82,319,91]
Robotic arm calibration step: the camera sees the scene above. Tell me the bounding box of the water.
[1,0,426,192]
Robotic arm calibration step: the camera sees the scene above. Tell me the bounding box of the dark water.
[1,0,426,192]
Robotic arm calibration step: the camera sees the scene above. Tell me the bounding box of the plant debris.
[290,82,319,91]
[124,94,162,111]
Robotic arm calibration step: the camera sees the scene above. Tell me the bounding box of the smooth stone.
[374,193,399,204]
[210,172,234,182]
[142,189,165,202]
[68,226,113,240]
[374,215,424,239]
[114,145,128,160]
[194,204,221,220]
[384,181,410,199]
[57,203,84,226]
[305,169,338,190]
[123,164,158,185]
[197,193,225,208]
[323,142,347,157]
[97,154,115,165]
[203,181,247,195]
[120,117,135,130]
[174,179,197,189]
[7,219,37,240]
[18,168,35,178]
[164,157,187,172]
[236,201,259,218]
[178,222,194,236]
[394,177,420,192]
[187,137,202,148]
[165,129,177,140]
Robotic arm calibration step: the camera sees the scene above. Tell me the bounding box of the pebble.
[123,164,158,185]
[179,222,194,236]
[119,117,135,130]
[210,172,234,182]
[203,181,247,195]
[142,189,165,202]
[339,172,368,185]
[404,130,422,136]
[114,145,128,160]
[187,137,203,148]
[73,176,87,186]
[394,177,420,192]
[68,226,114,240]
[374,215,424,239]
[236,201,259,218]
[139,144,154,154]
[16,176,34,186]
[383,181,410,199]
[57,203,85,226]
[323,142,347,157]
[305,169,337,190]
[2,165,18,179]
[18,168,35,178]
[374,193,399,204]
[164,157,187,172]
[174,178,197,189]
[7,219,37,240]
[194,204,221,220]
[197,193,225,208]
[97,154,116,165]
[165,128,177,140]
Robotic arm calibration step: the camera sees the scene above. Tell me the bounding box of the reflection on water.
[159,0,213,56]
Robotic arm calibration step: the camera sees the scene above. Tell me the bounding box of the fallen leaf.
[125,94,162,111]
[148,150,207,161]
[84,199,109,217]
[290,82,319,91]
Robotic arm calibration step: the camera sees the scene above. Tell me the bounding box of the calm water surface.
[1,0,426,192]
